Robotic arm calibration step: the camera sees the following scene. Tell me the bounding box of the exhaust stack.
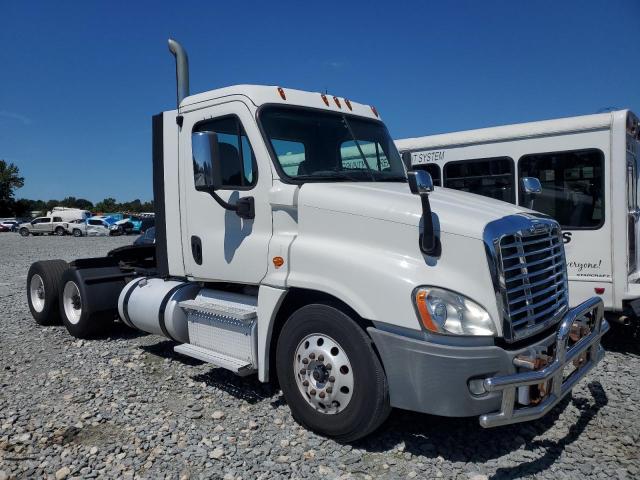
[168,38,189,107]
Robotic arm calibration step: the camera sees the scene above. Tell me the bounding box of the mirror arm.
[207,188,255,220]
[419,194,439,255]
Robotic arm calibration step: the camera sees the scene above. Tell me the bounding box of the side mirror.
[407,170,438,256]
[192,131,222,190]
[521,176,542,209]
[407,170,435,195]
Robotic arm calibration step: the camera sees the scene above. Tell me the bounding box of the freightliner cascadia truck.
[25,40,609,441]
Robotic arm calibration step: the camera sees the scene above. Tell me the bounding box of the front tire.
[27,260,68,325]
[54,226,65,236]
[72,229,82,237]
[276,304,391,442]
[19,228,29,237]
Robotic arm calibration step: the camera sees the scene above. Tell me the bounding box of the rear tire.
[19,228,29,237]
[276,304,391,442]
[59,268,114,338]
[27,260,68,325]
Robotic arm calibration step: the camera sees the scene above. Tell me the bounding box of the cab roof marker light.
[277,87,286,100]
[371,105,379,117]
[344,99,353,111]
[320,93,330,106]
[333,96,342,109]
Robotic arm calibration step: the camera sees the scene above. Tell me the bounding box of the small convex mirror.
[192,131,220,189]
[407,170,435,195]
[521,176,542,195]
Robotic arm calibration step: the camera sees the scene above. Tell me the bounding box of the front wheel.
[276,304,391,442]
[19,228,29,237]
[72,229,82,237]
[54,226,65,236]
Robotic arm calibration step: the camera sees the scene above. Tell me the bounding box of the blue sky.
[2,0,639,203]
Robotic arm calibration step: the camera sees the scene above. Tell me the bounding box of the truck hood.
[298,182,531,240]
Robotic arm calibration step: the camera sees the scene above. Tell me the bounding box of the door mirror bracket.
[208,189,255,220]
[407,170,439,256]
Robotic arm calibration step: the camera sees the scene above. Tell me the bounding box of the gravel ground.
[0,233,638,480]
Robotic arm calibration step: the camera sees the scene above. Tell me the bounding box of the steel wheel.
[73,229,82,237]
[29,274,46,313]
[293,333,354,414]
[62,281,82,325]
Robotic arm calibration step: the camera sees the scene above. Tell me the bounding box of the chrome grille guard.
[479,296,609,428]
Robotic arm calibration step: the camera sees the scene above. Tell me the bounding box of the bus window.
[412,163,441,186]
[443,157,515,202]
[518,149,604,229]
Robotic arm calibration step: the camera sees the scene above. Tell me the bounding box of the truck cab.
[26,40,609,441]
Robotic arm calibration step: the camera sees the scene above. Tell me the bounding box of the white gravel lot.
[0,233,638,479]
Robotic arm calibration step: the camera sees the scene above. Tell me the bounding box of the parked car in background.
[19,216,68,236]
[64,219,88,237]
[133,226,155,245]
[0,220,19,232]
[86,216,117,236]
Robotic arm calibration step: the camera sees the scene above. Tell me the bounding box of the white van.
[47,207,91,222]
[396,110,640,327]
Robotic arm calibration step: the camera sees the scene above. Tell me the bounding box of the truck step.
[174,343,256,376]
[178,291,258,374]
[179,298,257,321]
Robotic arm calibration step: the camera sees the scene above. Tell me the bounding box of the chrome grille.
[484,216,569,342]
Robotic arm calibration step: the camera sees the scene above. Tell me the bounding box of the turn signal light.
[415,290,438,332]
[273,256,285,268]
[277,87,286,100]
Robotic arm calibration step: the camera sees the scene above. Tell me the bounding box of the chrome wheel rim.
[293,334,354,414]
[63,281,82,325]
[30,274,46,313]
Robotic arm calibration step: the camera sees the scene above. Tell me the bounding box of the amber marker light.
[321,93,329,106]
[370,105,379,117]
[333,96,341,108]
[344,98,353,110]
[415,290,438,332]
[273,256,285,269]
[277,87,286,100]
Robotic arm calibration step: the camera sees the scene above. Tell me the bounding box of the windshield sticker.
[412,150,445,164]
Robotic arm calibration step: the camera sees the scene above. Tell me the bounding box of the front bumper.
[479,296,608,427]
[368,296,608,427]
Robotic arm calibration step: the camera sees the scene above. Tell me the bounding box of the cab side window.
[53,217,62,222]
[444,157,515,202]
[519,149,604,229]
[192,116,257,190]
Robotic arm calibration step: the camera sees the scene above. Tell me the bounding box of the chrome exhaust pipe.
[168,38,189,107]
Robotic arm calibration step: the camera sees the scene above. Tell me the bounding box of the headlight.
[110,225,118,230]
[413,287,496,336]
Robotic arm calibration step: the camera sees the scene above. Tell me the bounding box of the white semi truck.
[26,40,608,441]
[396,110,640,332]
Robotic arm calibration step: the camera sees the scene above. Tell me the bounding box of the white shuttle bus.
[396,110,640,328]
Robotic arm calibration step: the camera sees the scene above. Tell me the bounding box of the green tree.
[95,197,117,213]
[0,160,25,216]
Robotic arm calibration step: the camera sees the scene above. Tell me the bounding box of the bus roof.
[396,110,630,152]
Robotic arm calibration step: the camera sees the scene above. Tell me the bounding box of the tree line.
[0,160,153,218]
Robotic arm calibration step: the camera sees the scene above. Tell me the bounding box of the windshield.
[260,106,406,182]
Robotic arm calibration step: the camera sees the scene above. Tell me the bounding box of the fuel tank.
[118,277,199,343]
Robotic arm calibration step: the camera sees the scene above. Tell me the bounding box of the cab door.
[179,101,273,284]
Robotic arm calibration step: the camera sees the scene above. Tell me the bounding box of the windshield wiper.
[341,114,376,182]
[294,172,360,181]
